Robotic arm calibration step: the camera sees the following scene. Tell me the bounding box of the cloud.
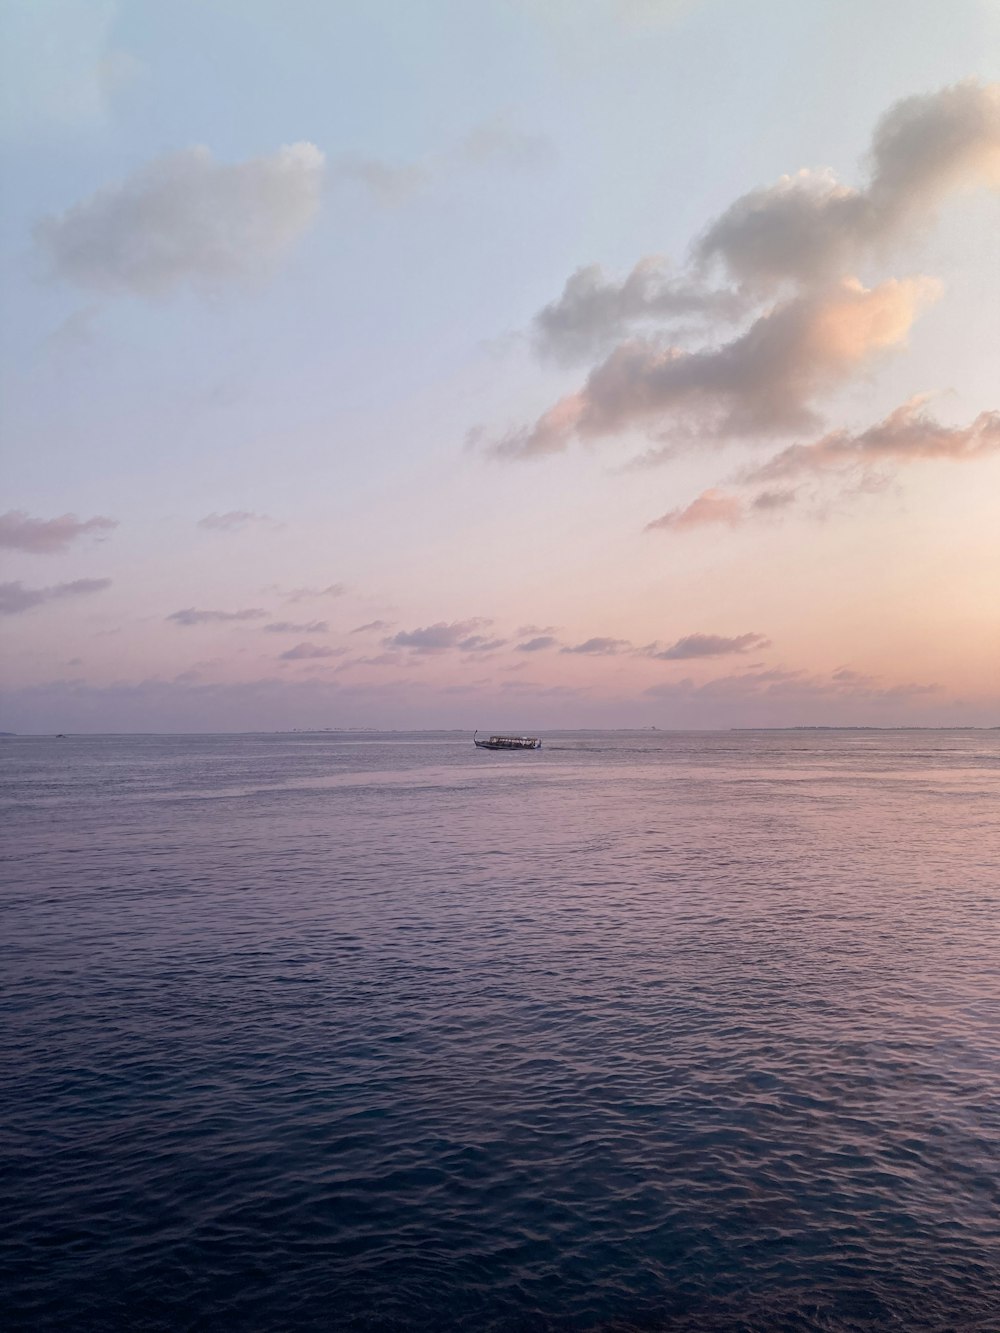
[644,632,770,660]
[35,141,324,297]
[698,80,1000,290]
[0,509,117,553]
[560,636,631,655]
[262,620,328,634]
[0,577,111,615]
[645,486,798,531]
[284,583,346,602]
[198,511,272,532]
[646,488,743,531]
[458,635,508,653]
[351,619,392,634]
[279,642,344,661]
[748,398,1000,481]
[495,277,936,458]
[385,618,492,653]
[167,607,268,626]
[534,257,742,362]
[517,635,559,652]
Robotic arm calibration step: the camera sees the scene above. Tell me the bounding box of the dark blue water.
[2,730,999,1331]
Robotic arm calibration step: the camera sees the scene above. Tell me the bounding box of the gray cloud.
[517,635,559,652]
[534,258,742,362]
[279,642,345,661]
[644,632,770,660]
[698,80,1000,290]
[262,620,329,634]
[167,607,268,626]
[35,142,324,297]
[0,577,111,615]
[386,618,492,653]
[0,509,117,553]
[747,399,1000,482]
[459,635,508,653]
[198,511,272,532]
[560,636,631,655]
[495,277,935,458]
[351,619,393,634]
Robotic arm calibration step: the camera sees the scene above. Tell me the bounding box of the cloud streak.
[279,643,344,661]
[262,620,329,634]
[643,632,770,660]
[560,636,631,655]
[0,577,111,615]
[385,619,495,653]
[0,510,117,553]
[198,511,273,532]
[747,399,1000,481]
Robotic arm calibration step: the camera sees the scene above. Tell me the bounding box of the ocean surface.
[2,729,999,1332]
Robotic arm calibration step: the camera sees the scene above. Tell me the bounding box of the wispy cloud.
[279,643,346,661]
[516,635,559,652]
[283,584,346,603]
[0,510,117,553]
[262,620,329,634]
[351,619,393,634]
[643,632,770,660]
[747,399,1000,481]
[0,577,111,615]
[646,486,797,531]
[386,618,494,653]
[36,142,325,297]
[198,511,273,532]
[560,636,631,655]
[167,607,268,626]
[646,488,743,531]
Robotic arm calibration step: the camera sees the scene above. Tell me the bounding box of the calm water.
[2,730,999,1332]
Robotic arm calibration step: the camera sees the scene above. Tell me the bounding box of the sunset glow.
[2,0,998,732]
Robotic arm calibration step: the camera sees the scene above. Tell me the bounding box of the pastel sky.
[1,0,998,732]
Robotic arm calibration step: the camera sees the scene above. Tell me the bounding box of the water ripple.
[1,730,999,1331]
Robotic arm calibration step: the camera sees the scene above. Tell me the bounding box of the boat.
[474,730,541,750]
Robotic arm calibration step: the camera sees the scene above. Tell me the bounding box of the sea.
[2,729,999,1332]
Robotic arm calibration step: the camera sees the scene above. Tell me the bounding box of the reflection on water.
[2,730,999,1331]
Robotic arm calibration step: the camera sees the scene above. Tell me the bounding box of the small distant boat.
[474,731,541,751]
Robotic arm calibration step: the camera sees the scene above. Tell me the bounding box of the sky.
[1,0,998,733]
